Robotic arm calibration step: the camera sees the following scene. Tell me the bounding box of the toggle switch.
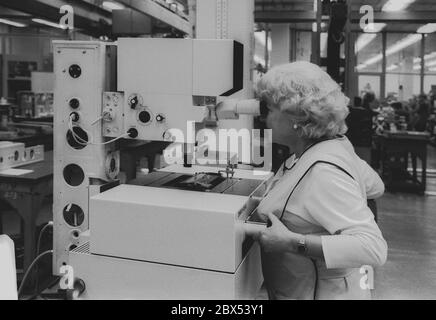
[156,114,166,123]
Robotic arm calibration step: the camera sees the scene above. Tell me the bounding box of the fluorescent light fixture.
[359,34,421,70]
[386,64,399,71]
[356,33,378,53]
[417,23,436,34]
[356,64,368,71]
[355,24,386,53]
[386,34,421,56]
[429,67,436,72]
[102,1,125,11]
[414,52,436,64]
[32,18,67,29]
[0,18,26,28]
[363,23,386,33]
[382,0,416,12]
[425,60,436,68]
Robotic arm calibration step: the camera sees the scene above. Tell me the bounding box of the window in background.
[253,30,269,83]
[386,74,420,100]
[424,75,436,94]
[386,33,421,75]
[355,32,383,73]
[295,31,312,62]
[385,33,423,101]
[423,33,436,94]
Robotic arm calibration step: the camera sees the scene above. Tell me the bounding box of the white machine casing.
[0,235,18,300]
[52,41,120,274]
[0,142,44,170]
[89,170,269,273]
[0,142,25,170]
[53,1,265,298]
[108,38,240,141]
[70,166,270,299]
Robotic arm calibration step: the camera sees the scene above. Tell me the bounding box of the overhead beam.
[255,11,329,23]
[256,10,436,24]
[0,0,112,37]
[349,11,436,24]
[118,0,191,35]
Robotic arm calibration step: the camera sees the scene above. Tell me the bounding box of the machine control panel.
[102,92,125,138]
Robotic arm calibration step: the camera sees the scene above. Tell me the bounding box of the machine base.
[69,241,263,300]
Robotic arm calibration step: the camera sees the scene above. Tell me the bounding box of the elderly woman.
[253,61,387,300]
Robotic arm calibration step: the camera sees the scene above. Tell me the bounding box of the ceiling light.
[417,23,436,34]
[32,18,67,29]
[102,1,125,11]
[386,34,422,56]
[425,60,436,68]
[363,23,386,33]
[356,33,378,53]
[414,52,436,64]
[355,24,386,53]
[359,34,421,69]
[356,64,368,71]
[386,64,399,71]
[0,18,27,28]
[382,0,416,12]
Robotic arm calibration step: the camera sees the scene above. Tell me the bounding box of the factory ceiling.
[0,0,435,36]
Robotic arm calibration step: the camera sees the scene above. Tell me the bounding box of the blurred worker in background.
[410,94,430,132]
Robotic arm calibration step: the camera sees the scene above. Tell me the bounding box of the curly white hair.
[256,61,350,140]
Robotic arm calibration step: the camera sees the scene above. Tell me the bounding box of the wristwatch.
[296,235,308,255]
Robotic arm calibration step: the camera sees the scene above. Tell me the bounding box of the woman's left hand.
[258,213,299,253]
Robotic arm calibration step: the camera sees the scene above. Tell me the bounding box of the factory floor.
[374,145,436,300]
[1,147,436,300]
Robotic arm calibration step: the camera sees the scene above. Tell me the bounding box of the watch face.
[297,239,307,254]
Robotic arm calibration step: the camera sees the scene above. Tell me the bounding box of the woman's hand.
[258,213,300,253]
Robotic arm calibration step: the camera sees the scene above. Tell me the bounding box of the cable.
[27,276,61,301]
[36,222,53,256]
[18,250,53,299]
[310,258,319,300]
[34,222,53,296]
[68,114,129,146]
[91,116,104,126]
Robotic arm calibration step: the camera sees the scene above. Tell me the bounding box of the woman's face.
[265,106,300,148]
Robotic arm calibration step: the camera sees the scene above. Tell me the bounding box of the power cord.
[34,221,53,295]
[36,221,53,256]
[18,250,53,299]
[68,114,129,146]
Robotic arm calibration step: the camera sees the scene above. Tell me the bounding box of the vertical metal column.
[420,34,426,94]
[381,32,387,99]
[311,0,322,65]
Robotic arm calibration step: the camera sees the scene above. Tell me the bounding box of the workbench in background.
[377,131,430,194]
[0,151,53,286]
